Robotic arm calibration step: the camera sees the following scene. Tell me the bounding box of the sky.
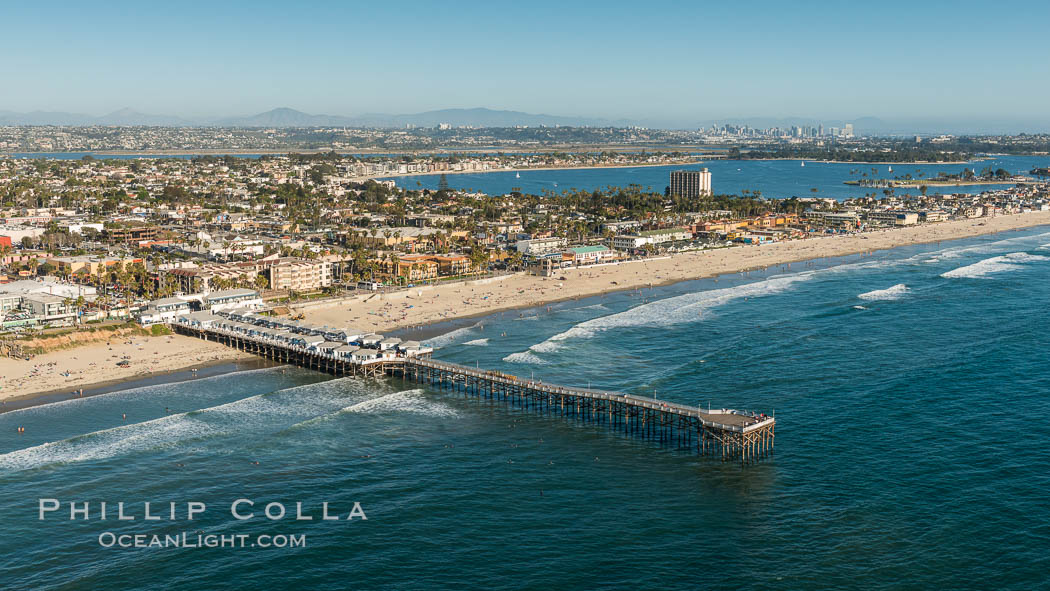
[2,0,1049,126]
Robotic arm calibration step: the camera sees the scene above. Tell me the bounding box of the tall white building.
[669,168,712,197]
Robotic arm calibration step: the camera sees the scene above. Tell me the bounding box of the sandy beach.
[4,210,1050,400]
[0,333,252,402]
[301,211,1050,334]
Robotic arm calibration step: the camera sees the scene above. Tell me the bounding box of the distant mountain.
[211,107,622,128]
[0,110,97,126]
[211,107,358,127]
[96,108,194,126]
[0,107,192,126]
[346,107,621,128]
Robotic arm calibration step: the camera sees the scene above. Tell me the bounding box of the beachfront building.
[168,257,331,293]
[669,168,712,197]
[0,278,97,301]
[611,228,693,250]
[204,288,263,312]
[138,297,193,325]
[516,237,567,256]
[373,255,439,282]
[22,293,77,324]
[564,245,615,265]
[803,211,860,230]
[864,211,919,226]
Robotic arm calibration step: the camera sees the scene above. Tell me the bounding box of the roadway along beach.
[4,210,1050,401]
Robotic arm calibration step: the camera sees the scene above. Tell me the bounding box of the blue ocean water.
[3,226,1050,589]
[385,155,1049,200]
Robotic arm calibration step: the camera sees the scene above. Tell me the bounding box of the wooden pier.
[173,324,775,464]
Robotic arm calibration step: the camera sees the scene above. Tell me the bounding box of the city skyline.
[3,0,1049,128]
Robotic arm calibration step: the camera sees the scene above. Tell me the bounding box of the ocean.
[3,226,1050,589]
[384,154,1050,200]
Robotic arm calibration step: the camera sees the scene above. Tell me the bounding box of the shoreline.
[0,357,277,414]
[6,211,1050,405]
[745,157,978,165]
[302,210,1050,335]
[370,159,707,181]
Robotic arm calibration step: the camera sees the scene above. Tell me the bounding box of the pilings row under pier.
[173,324,775,465]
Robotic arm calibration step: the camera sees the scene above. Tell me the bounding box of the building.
[373,255,439,282]
[103,225,159,245]
[0,278,97,300]
[803,211,860,229]
[611,228,693,250]
[204,289,263,312]
[168,258,331,293]
[138,297,193,325]
[23,293,76,323]
[49,256,138,277]
[564,245,615,265]
[864,211,919,226]
[515,237,567,256]
[669,169,712,197]
[268,258,332,291]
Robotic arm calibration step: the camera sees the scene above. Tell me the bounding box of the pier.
[172,319,775,465]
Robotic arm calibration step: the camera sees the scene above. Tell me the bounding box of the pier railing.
[172,323,775,464]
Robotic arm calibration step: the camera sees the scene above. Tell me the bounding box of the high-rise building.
[844,123,854,137]
[670,168,712,197]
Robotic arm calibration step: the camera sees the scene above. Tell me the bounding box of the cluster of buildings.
[0,151,1048,334]
[175,307,432,363]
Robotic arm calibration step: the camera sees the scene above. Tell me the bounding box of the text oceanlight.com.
[98,532,307,549]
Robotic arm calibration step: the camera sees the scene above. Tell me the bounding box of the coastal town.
[0,147,1048,397]
[0,150,1048,335]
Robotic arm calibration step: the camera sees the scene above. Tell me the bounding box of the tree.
[469,243,489,273]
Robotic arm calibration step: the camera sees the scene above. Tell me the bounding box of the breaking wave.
[0,378,362,472]
[423,322,482,349]
[941,252,1049,279]
[463,338,489,346]
[335,389,458,418]
[924,231,1050,262]
[526,272,817,352]
[858,284,909,301]
[503,351,548,365]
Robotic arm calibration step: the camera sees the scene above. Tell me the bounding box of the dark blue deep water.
[3,227,1050,589]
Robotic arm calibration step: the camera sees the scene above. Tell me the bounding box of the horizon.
[3,0,1049,130]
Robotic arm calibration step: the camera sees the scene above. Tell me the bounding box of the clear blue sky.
[3,0,1048,124]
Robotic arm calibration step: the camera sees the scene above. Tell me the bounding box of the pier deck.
[172,323,775,464]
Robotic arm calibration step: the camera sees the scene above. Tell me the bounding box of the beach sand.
[0,334,252,402]
[4,211,1050,400]
[302,211,1050,334]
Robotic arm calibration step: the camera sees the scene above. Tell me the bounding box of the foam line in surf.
[503,351,548,365]
[423,321,482,349]
[0,377,365,471]
[941,252,1049,279]
[527,271,818,353]
[0,365,291,417]
[858,284,909,301]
